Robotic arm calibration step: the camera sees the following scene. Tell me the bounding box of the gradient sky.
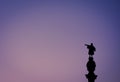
[0,0,120,82]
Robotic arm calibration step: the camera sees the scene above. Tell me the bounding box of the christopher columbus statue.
[85,43,96,57]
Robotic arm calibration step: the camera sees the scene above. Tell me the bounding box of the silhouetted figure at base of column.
[85,43,96,57]
[86,57,97,82]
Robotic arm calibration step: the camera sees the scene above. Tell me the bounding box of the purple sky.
[0,0,120,82]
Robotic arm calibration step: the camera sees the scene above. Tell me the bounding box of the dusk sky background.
[0,0,120,82]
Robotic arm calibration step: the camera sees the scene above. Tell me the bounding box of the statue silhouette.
[85,43,97,82]
[85,43,96,57]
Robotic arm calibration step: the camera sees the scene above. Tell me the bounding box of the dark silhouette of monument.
[85,43,96,57]
[85,43,97,82]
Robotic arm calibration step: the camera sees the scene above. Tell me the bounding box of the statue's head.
[91,43,93,46]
